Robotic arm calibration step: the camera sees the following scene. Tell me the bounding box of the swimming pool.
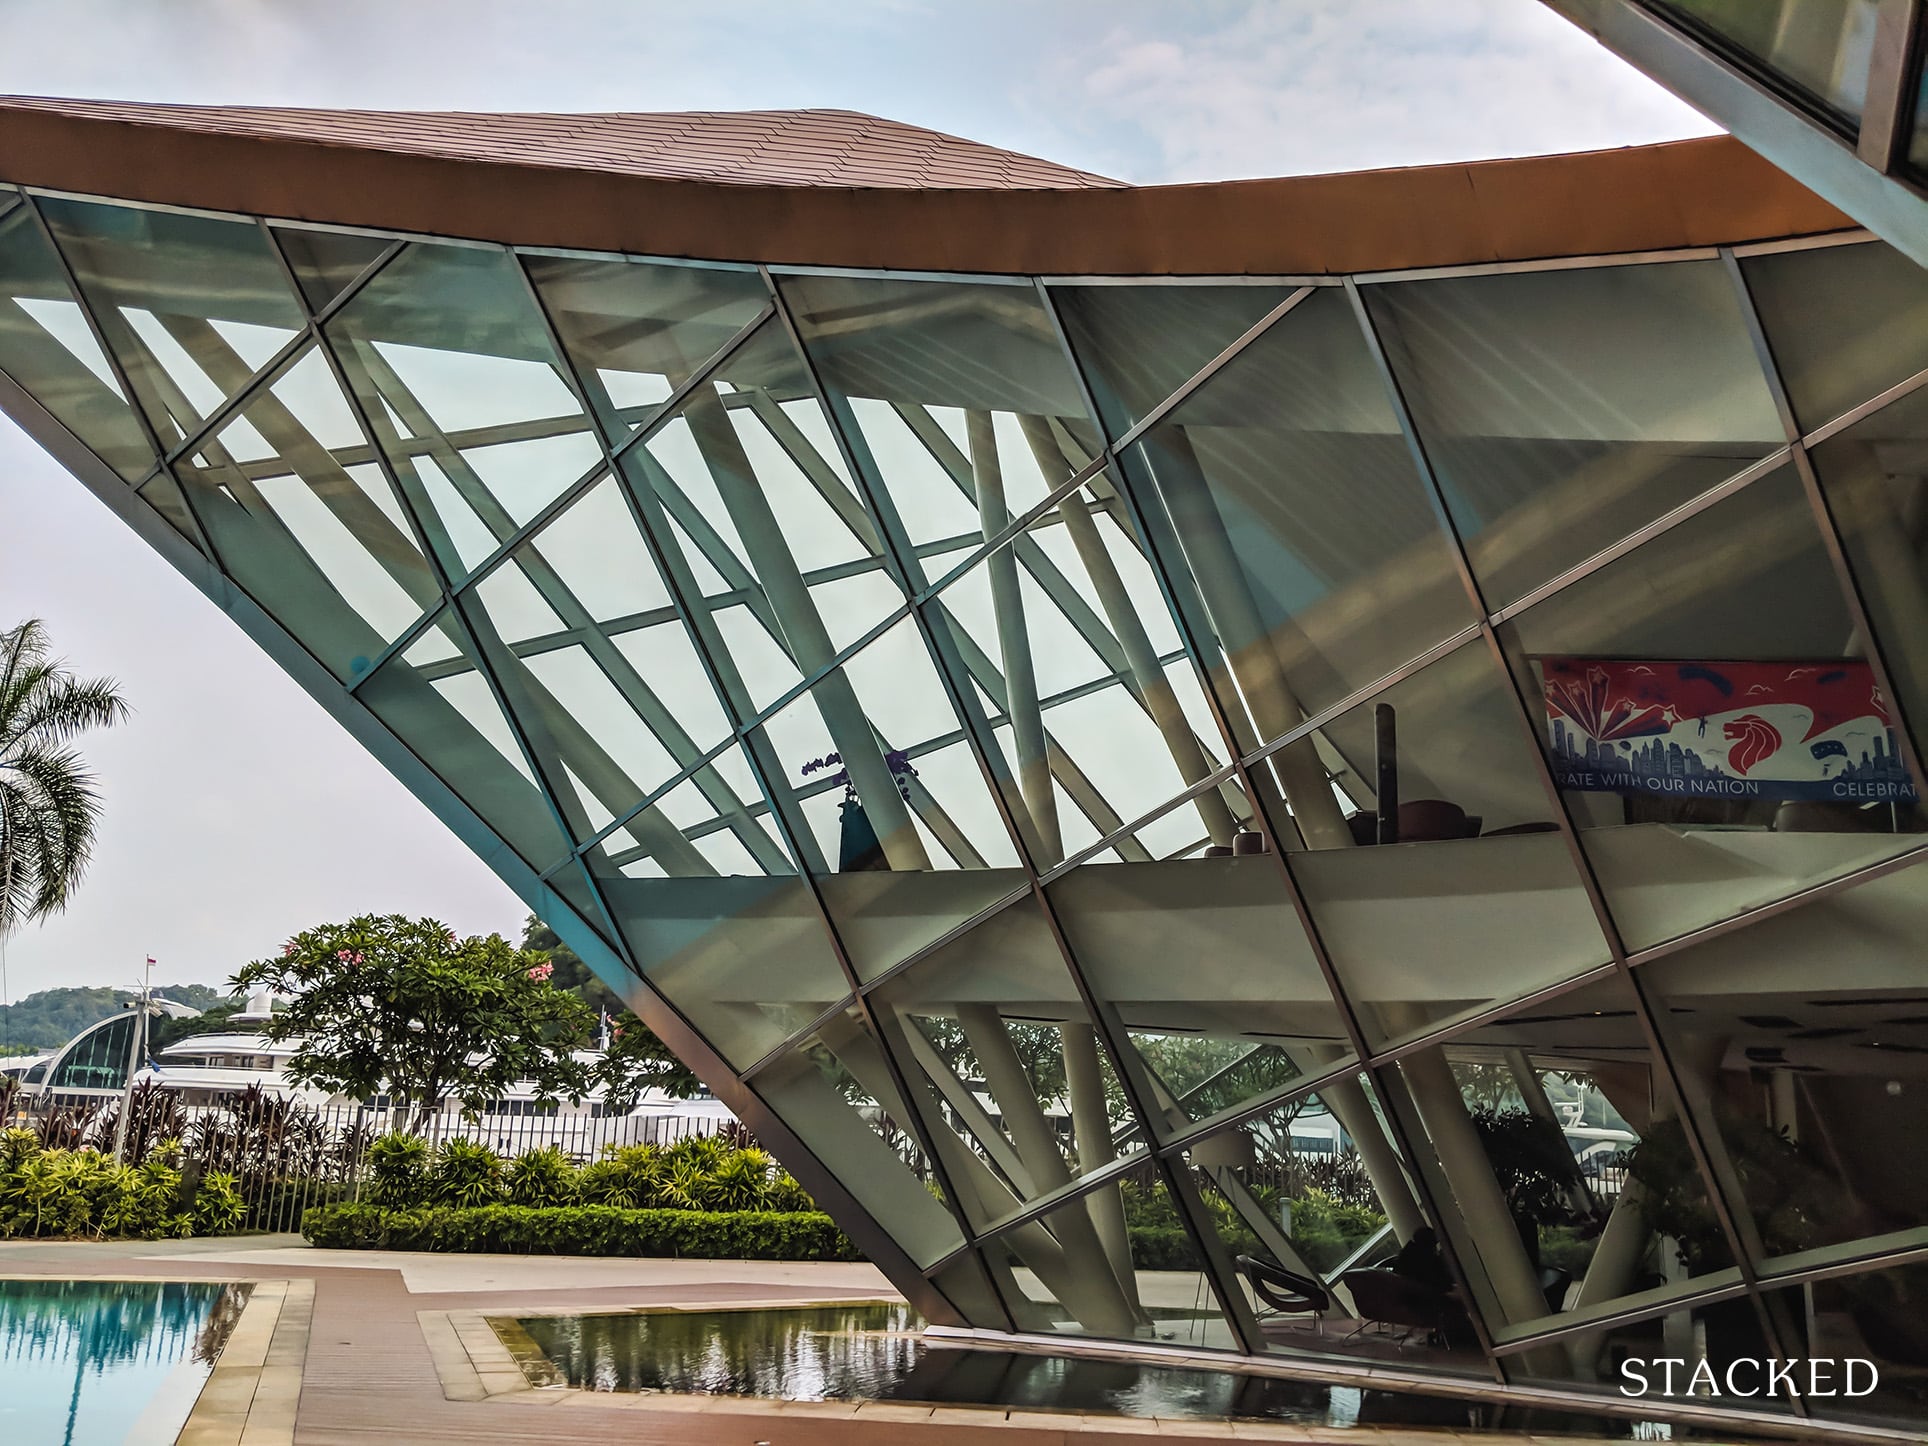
[506,1303,1693,1436]
[0,1279,246,1446]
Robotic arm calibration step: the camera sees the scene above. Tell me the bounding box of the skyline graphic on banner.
[1540,658,1917,803]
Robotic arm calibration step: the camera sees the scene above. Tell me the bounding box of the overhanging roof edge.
[0,101,1857,277]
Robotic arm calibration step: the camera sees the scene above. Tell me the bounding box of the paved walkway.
[0,1237,1755,1445]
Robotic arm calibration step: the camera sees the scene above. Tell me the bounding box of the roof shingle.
[0,96,1124,190]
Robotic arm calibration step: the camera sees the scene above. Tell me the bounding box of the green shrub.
[430,1137,505,1209]
[301,1202,861,1261]
[577,1144,666,1209]
[0,1145,245,1240]
[505,1146,579,1208]
[366,1132,432,1208]
[766,1171,816,1213]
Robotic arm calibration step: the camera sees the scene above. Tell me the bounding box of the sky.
[0,0,1716,996]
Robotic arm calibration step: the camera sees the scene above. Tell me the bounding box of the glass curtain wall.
[11,181,1928,1433]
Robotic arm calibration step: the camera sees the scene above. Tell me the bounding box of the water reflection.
[513,1304,1692,1435]
[0,1280,241,1446]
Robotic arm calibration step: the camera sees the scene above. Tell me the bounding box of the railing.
[12,1086,737,1235]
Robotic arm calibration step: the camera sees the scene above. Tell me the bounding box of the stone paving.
[0,1237,1765,1445]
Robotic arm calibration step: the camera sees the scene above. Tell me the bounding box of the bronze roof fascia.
[0,104,1855,276]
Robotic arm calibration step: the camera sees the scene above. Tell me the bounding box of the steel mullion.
[1105,284,1317,453]
[1346,270,1798,1377]
[764,263,1183,1333]
[18,191,171,465]
[1801,358,1928,449]
[515,250,985,1288]
[1853,0,1920,173]
[1722,247,1928,799]
[1036,274,1495,1363]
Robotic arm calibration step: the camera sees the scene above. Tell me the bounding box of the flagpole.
[110,955,154,1164]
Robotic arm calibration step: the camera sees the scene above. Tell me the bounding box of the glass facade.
[6,180,1928,1435]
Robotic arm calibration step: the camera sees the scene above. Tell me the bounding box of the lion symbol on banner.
[1723,714,1782,776]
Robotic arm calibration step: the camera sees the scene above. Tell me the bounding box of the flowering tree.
[231,915,596,1129]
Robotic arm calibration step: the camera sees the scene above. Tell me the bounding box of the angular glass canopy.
[9,181,1928,1437]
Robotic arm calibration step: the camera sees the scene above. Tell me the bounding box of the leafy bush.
[0,1143,243,1240]
[430,1137,505,1209]
[505,1146,578,1208]
[301,1202,861,1261]
[366,1132,432,1208]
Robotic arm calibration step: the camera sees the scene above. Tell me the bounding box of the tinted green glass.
[40,196,305,451]
[326,241,604,585]
[525,253,768,441]
[1365,259,1782,609]
[1120,287,1474,753]
[273,226,392,314]
[0,205,153,480]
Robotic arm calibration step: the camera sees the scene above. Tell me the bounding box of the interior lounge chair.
[1340,1268,1450,1346]
[1237,1255,1330,1333]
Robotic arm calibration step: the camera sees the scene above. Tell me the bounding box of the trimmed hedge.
[302,1201,862,1260]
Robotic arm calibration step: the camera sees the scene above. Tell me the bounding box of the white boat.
[13,995,737,1152]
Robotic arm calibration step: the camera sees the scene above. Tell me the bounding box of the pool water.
[509,1303,1697,1437]
[0,1280,245,1446]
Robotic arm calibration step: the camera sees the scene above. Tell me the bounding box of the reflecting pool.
[509,1303,1718,1436]
[0,1279,245,1446]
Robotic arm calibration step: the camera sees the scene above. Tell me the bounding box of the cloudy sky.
[0,0,1714,998]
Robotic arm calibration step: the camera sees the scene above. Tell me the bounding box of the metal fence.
[10,1085,737,1235]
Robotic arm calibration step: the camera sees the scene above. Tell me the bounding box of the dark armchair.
[1237,1255,1330,1333]
[1340,1268,1451,1345]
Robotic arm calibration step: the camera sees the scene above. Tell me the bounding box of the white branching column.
[969,410,1061,865]
[682,387,931,871]
[1061,1019,1138,1308]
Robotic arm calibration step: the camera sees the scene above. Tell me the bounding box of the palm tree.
[0,620,129,940]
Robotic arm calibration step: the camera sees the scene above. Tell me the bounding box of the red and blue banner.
[1541,658,1916,803]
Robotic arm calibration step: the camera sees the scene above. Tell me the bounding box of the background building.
[4,93,1928,1438]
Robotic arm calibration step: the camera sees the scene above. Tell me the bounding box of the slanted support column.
[1061,1020,1137,1306]
[683,388,931,871]
[1021,416,1236,849]
[970,409,1060,864]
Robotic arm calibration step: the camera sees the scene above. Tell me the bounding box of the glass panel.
[326,241,605,585]
[619,319,904,718]
[39,197,305,452]
[272,226,392,314]
[868,895,1139,1228]
[1742,240,1928,433]
[583,739,849,1069]
[356,608,571,871]
[1051,282,1295,441]
[753,616,1026,976]
[172,346,441,682]
[1365,260,1782,609]
[753,1009,964,1267]
[524,253,769,441]
[1762,1269,1928,1429]
[0,205,153,480]
[1502,465,1925,952]
[1282,640,1610,1048]
[1811,383,1928,774]
[1181,1078,1491,1372]
[48,1015,137,1093]
[1500,1291,1789,1405]
[1120,287,1474,754]
[1048,814,1350,1136]
[1642,856,1928,1272]
[136,472,207,552]
[978,1168,1239,1349]
[463,477,730,842]
[782,272,1100,579]
[1656,0,1881,125]
[923,478,1231,870]
[1382,973,1740,1350]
